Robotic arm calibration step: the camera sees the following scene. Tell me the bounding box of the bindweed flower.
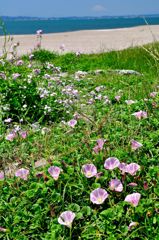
[93,139,106,154]
[82,164,97,178]
[115,95,121,101]
[4,118,12,123]
[97,139,105,150]
[75,71,87,79]
[126,163,140,176]
[35,159,47,168]
[5,132,16,141]
[90,188,109,205]
[19,131,27,139]
[125,100,136,105]
[14,125,21,132]
[93,145,99,154]
[48,166,61,180]
[12,73,21,80]
[124,193,141,207]
[16,60,24,66]
[149,92,157,98]
[0,72,6,79]
[131,140,143,151]
[104,157,120,170]
[15,168,29,180]
[128,222,139,231]
[0,171,4,180]
[109,179,123,192]
[67,119,77,128]
[34,68,41,75]
[132,111,147,120]
[118,162,127,174]
[58,211,75,228]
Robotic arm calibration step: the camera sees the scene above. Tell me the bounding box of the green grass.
[28,42,159,76]
[0,43,159,239]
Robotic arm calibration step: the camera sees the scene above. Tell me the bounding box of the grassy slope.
[0,43,159,239]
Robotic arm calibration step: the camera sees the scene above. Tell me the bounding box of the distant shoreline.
[1,13,159,20]
[0,25,159,55]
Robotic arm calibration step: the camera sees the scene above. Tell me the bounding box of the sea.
[0,15,159,35]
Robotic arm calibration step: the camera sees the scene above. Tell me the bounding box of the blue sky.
[1,0,159,17]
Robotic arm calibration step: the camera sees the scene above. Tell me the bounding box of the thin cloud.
[92,4,107,13]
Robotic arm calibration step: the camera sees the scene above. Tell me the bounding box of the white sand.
[0,25,159,55]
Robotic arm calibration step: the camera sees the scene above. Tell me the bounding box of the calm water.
[1,16,159,35]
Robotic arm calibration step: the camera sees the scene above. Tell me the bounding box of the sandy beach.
[0,25,159,55]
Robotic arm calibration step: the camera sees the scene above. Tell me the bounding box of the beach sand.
[0,25,159,55]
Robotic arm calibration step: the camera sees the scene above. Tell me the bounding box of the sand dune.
[0,25,159,55]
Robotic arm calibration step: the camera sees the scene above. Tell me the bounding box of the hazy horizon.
[1,13,159,18]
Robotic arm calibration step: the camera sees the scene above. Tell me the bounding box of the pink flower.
[67,119,77,128]
[35,159,47,168]
[5,132,16,141]
[90,188,109,205]
[93,139,106,154]
[126,163,140,176]
[118,162,127,174]
[15,168,29,180]
[149,92,157,98]
[16,60,24,66]
[4,118,12,123]
[132,111,147,120]
[104,157,120,170]
[12,73,21,80]
[0,72,6,79]
[115,95,121,101]
[82,164,97,178]
[128,222,138,231]
[34,69,41,75]
[93,145,100,154]
[124,193,141,207]
[109,179,123,192]
[131,140,143,151]
[58,211,75,228]
[48,166,61,180]
[19,131,27,139]
[0,171,4,180]
[125,100,136,105]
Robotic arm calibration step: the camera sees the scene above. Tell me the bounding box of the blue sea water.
[0,16,159,35]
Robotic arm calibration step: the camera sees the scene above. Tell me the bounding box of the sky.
[0,0,159,17]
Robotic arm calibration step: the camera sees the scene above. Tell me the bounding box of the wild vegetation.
[0,41,159,239]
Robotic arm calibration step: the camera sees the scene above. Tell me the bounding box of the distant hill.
[1,14,159,21]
